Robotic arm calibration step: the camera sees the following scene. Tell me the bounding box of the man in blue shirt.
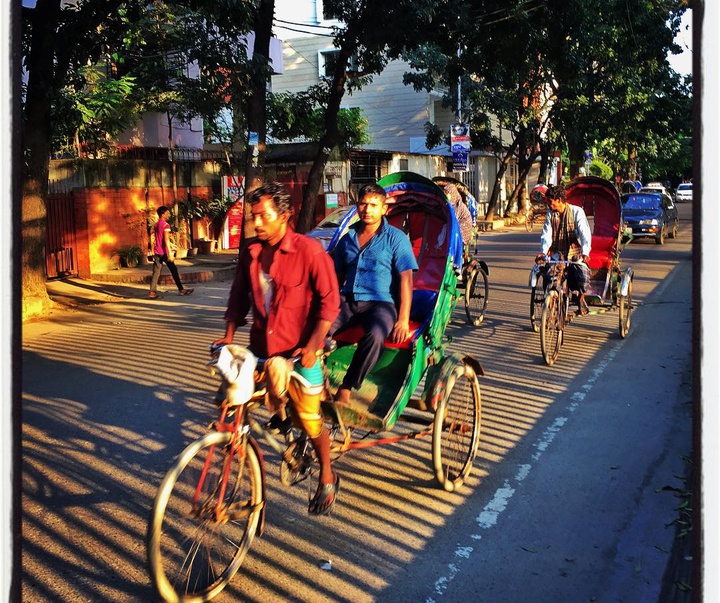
[332,183,418,405]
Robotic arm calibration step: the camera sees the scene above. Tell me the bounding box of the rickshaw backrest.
[566,177,621,271]
[387,209,447,292]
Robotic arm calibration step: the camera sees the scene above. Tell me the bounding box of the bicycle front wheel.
[540,290,563,366]
[465,266,489,326]
[529,282,545,333]
[147,431,264,603]
[524,211,533,232]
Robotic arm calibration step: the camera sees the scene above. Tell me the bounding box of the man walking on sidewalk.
[149,206,194,299]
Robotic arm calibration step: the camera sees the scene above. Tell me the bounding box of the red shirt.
[224,231,340,358]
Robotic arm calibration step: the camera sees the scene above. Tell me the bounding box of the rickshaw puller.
[213,182,341,516]
[535,183,592,315]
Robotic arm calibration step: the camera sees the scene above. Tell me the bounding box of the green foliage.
[54,65,137,156]
[588,160,613,180]
[112,244,144,267]
[174,195,237,221]
[268,87,370,154]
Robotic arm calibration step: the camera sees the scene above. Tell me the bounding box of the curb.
[89,265,237,285]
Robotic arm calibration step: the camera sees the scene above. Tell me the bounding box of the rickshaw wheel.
[540,290,563,365]
[618,279,633,339]
[432,361,481,492]
[529,281,545,333]
[465,266,489,326]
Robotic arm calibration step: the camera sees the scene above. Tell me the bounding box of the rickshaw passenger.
[535,183,593,315]
[213,182,341,516]
[331,183,419,405]
[441,182,474,246]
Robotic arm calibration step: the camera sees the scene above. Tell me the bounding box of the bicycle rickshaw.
[432,176,490,325]
[528,176,635,365]
[147,172,484,602]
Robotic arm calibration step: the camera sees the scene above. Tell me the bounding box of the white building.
[271,0,518,212]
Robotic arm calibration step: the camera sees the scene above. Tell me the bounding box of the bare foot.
[335,388,351,404]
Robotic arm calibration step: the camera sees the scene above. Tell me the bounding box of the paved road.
[21,205,693,602]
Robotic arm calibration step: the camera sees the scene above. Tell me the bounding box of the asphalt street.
[20,206,695,602]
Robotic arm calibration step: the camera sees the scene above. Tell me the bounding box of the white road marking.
[425,339,624,602]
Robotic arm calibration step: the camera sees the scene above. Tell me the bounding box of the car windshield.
[623,195,661,210]
[677,184,692,191]
[316,208,351,229]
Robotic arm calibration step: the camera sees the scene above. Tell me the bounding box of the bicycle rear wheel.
[540,290,563,365]
[147,431,264,603]
[432,361,482,492]
[465,266,489,326]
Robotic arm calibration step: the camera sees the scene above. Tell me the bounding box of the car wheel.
[655,224,665,245]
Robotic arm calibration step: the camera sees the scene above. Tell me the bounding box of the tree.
[292,0,443,233]
[403,0,557,219]
[21,0,125,318]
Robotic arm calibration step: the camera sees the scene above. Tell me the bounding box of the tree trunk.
[507,155,535,216]
[567,139,584,178]
[296,46,352,234]
[21,0,61,320]
[242,0,274,239]
[485,137,519,221]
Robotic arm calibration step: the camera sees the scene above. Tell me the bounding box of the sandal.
[179,288,194,296]
[149,292,161,299]
[577,299,590,316]
[309,474,340,516]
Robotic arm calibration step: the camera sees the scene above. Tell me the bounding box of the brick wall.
[71,186,214,276]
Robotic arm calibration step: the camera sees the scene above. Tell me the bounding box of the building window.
[399,158,409,171]
[318,49,339,79]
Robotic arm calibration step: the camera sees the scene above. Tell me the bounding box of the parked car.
[621,192,679,245]
[639,184,669,196]
[305,205,356,250]
[674,182,693,203]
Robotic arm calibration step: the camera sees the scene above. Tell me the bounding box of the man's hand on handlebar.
[210,336,232,356]
[293,346,319,368]
[535,253,548,264]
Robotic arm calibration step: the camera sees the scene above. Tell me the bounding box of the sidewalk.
[44,219,527,309]
[45,250,238,307]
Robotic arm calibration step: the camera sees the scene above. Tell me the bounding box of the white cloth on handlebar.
[216,345,257,404]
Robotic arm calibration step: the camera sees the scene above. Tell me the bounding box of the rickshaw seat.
[332,289,438,350]
[587,235,616,271]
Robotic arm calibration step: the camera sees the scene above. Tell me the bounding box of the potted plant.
[113,244,144,268]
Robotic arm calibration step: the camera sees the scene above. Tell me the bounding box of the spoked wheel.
[540,290,564,366]
[465,267,489,326]
[147,432,263,603]
[525,211,534,232]
[432,361,482,492]
[280,435,315,487]
[618,279,633,338]
[529,281,545,333]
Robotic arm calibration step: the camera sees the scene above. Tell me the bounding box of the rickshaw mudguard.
[620,267,634,297]
[419,353,484,413]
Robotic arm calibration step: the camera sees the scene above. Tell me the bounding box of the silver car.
[674,182,693,203]
[305,206,356,250]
